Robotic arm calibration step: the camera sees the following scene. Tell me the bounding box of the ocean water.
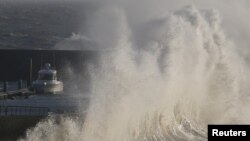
[0,1,95,49]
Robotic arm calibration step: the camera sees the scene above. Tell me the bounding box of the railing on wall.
[0,80,32,100]
[0,80,27,92]
[0,106,49,116]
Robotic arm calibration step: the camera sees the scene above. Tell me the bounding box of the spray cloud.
[20,0,250,141]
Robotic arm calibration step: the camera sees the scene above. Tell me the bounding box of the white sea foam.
[20,4,250,141]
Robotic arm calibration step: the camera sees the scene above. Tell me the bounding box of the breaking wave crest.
[20,5,250,141]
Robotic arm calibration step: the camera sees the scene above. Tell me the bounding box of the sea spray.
[20,5,250,141]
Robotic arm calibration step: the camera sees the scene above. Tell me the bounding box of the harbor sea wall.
[0,49,94,140]
[0,116,45,141]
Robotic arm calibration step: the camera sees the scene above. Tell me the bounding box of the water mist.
[20,4,250,141]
